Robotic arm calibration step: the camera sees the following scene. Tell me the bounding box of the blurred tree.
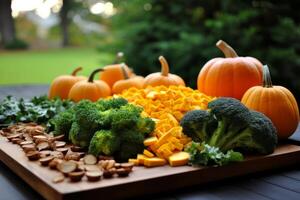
[109,0,300,101]
[0,0,16,46]
[60,0,72,47]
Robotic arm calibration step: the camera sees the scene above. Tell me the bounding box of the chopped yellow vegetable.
[128,159,139,166]
[121,85,214,167]
[144,157,167,167]
[143,149,155,158]
[144,137,158,146]
[137,154,147,165]
[168,152,190,167]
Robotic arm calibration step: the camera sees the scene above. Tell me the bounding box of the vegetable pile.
[181,97,278,166]
[120,85,215,166]
[0,96,73,127]
[52,97,155,162]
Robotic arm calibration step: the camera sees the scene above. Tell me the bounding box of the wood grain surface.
[1,135,300,200]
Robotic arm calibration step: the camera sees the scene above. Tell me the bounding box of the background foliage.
[108,0,300,100]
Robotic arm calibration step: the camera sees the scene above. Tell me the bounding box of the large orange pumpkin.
[99,52,133,88]
[68,68,111,102]
[242,65,299,139]
[197,40,263,100]
[112,64,144,94]
[48,67,86,100]
[143,56,185,87]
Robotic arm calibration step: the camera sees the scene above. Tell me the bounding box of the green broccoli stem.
[208,118,228,147]
[220,128,251,151]
[217,125,246,150]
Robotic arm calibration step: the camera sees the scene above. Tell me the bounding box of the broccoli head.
[221,111,278,154]
[69,122,96,148]
[73,100,102,130]
[52,109,74,137]
[115,130,145,161]
[181,97,278,155]
[88,130,120,156]
[136,117,155,136]
[96,98,128,111]
[111,104,143,131]
[180,110,217,142]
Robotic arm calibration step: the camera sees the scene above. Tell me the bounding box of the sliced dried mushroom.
[56,147,69,155]
[39,156,54,166]
[20,141,33,146]
[7,133,23,141]
[51,151,64,159]
[68,171,85,182]
[12,138,23,144]
[70,146,83,152]
[85,165,101,172]
[57,161,77,174]
[120,163,134,171]
[22,144,36,153]
[52,174,65,183]
[83,154,97,165]
[116,168,130,177]
[86,171,103,182]
[52,134,64,141]
[49,158,63,170]
[39,150,52,158]
[98,155,114,160]
[26,151,40,161]
[65,152,81,161]
[37,142,50,151]
[54,141,66,148]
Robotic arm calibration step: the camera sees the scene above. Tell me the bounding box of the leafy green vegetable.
[185,142,244,166]
[0,96,74,128]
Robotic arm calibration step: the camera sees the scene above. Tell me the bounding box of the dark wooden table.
[1,85,300,200]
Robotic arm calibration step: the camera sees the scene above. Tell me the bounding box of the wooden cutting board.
[1,135,300,200]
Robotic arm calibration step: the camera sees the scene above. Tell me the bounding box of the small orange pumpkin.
[197,40,263,100]
[99,52,133,88]
[242,65,299,139]
[143,56,185,87]
[68,68,111,102]
[48,67,86,100]
[112,64,144,94]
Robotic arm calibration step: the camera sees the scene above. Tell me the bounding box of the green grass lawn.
[0,48,114,85]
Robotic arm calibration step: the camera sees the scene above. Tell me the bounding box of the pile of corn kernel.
[119,85,215,167]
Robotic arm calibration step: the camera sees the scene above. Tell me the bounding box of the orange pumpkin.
[48,67,86,100]
[112,64,144,94]
[197,40,263,100]
[99,52,133,88]
[242,65,299,139]
[143,56,185,87]
[68,68,111,102]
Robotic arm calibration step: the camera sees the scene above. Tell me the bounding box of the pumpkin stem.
[113,52,124,64]
[88,68,103,83]
[263,65,273,88]
[216,40,238,58]
[71,67,82,76]
[159,56,169,76]
[120,63,129,79]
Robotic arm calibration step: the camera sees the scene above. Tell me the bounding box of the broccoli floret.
[88,130,120,156]
[115,129,145,161]
[136,117,155,136]
[96,98,128,111]
[180,110,217,142]
[69,122,96,148]
[221,111,278,154]
[73,100,102,130]
[52,109,74,137]
[111,104,143,131]
[207,98,251,147]
[181,97,278,155]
